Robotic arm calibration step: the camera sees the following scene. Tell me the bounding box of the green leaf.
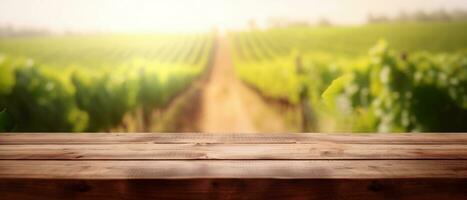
[321,74,352,110]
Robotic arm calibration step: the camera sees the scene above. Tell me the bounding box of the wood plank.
[1,143,466,160]
[1,133,467,144]
[1,133,466,199]
[1,160,466,179]
[1,179,466,200]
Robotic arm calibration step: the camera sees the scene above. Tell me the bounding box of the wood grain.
[1,133,466,144]
[0,160,466,179]
[1,143,466,160]
[1,133,466,199]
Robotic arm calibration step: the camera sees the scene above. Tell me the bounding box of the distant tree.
[367,13,389,24]
[368,9,467,24]
[451,9,467,21]
[413,10,430,22]
[395,11,409,22]
[432,9,451,21]
[317,18,332,27]
[267,17,288,28]
[0,25,51,37]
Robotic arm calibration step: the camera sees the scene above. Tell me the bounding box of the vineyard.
[0,22,466,133]
[2,1,467,198]
[0,34,214,132]
[231,22,467,132]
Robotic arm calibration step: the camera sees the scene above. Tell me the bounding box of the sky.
[0,0,466,33]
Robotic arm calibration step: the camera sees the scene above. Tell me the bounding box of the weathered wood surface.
[2,133,467,144]
[0,160,466,179]
[1,143,467,160]
[0,133,466,199]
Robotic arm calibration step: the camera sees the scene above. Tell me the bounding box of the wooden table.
[0,133,466,199]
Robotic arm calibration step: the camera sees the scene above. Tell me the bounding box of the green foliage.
[0,34,213,132]
[0,108,15,132]
[231,22,467,132]
[0,56,16,95]
[0,65,88,131]
[324,42,467,132]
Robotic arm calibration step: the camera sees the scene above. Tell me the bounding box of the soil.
[199,37,289,133]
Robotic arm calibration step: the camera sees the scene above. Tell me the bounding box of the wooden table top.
[1,133,467,179]
[0,133,466,199]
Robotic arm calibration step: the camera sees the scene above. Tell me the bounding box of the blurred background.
[0,0,466,133]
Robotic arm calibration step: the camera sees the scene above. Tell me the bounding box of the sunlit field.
[0,0,466,133]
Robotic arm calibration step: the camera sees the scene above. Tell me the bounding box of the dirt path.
[200,37,288,133]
